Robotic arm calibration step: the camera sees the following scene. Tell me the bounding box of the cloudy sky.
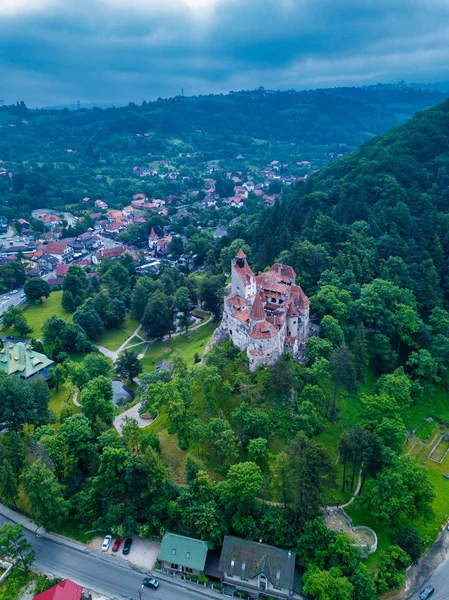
[1,0,449,107]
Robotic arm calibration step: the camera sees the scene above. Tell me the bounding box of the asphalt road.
[0,515,205,600]
[409,533,449,600]
[0,288,25,314]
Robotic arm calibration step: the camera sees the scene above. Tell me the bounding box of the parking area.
[88,535,161,570]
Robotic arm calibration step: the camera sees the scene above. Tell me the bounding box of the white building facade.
[222,249,310,370]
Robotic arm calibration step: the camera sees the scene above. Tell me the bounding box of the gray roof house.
[218,536,296,599]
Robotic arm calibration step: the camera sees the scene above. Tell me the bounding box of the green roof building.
[0,342,54,380]
[158,533,208,575]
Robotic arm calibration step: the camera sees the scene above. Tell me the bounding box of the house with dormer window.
[218,536,296,599]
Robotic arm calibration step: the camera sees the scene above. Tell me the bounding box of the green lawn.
[5,291,70,339]
[48,381,79,419]
[96,313,140,352]
[142,321,217,372]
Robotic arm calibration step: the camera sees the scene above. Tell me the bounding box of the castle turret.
[231,249,256,299]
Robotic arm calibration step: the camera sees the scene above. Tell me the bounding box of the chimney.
[288,550,292,558]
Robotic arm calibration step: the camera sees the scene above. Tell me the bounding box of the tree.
[143,289,171,338]
[24,277,51,303]
[219,462,263,509]
[0,523,35,571]
[73,305,104,340]
[310,285,352,323]
[49,363,66,391]
[0,374,48,432]
[199,274,226,320]
[130,277,157,321]
[61,290,76,312]
[0,460,19,507]
[81,376,114,425]
[285,432,336,528]
[329,344,357,418]
[321,315,344,347]
[306,337,333,365]
[116,350,143,381]
[303,567,354,600]
[174,286,191,333]
[247,437,268,464]
[22,460,68,530]
[407,349,440,383]
[360,457,434,525]
[376,546,410,593]
[84,352,112,379]
[351,324,369,382]
[66,361,90,391]
[2,306,32,336]
[393,526,423,562]
[63,265,87,300]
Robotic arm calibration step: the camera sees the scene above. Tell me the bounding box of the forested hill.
[1,83,445,162]
[254,97,449,319]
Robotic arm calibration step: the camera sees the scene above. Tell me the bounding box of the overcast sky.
[1,0,449,107]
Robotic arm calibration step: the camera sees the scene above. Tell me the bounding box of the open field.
[141,321,217,371]
[96,313,140,352]
[4,291,70,339]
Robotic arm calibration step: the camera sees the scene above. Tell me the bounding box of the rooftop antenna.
[77,100,80,110]
[0,99,4,107]
[181,88,184,97]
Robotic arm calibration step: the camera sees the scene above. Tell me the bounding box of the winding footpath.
[94,314,212,363]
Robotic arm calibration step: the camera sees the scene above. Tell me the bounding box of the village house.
[43,242,73,264]
[218,536,297,599]
[34,579,85,600]
[0,342,54,381]
[92,245,134,265]
[38,254,59,273]
[221,250,310,370]
[158,533,208,577]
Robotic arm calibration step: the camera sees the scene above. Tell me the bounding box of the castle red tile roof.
[236,248,246,259]
[249,320,278,339]
[250,292,265,321]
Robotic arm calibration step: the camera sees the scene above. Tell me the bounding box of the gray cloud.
[1,0,449,106]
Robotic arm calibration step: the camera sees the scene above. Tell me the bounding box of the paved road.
[0,288,25,315]
[409,533,449,600]
[0,515,205,600]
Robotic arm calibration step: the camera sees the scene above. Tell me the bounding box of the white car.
[101,535,112,551]
[11,290,18,294]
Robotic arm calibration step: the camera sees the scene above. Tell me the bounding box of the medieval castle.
[222,249,310,370]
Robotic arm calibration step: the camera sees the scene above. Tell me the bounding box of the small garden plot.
[428,437,449,463]
[415,419,436,441]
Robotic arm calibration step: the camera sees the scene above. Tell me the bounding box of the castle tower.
[231,249,256,299]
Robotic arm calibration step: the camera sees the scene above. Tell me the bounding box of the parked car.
[122,538,133,555]
[21,293,26,298]
[11,290,18,294]
[101,535,112,551]
[112,538,122,552]
[420,586,434,600]
[142,578,159,590]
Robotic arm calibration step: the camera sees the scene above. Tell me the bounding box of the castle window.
[229,330,233,335]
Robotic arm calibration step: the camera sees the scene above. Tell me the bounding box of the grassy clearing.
[415,419,437,440]
[142,321,217,372]
[4,291,70,339]
[127,335,144,346]
[96,313,140,352]
[48,381,79,421]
